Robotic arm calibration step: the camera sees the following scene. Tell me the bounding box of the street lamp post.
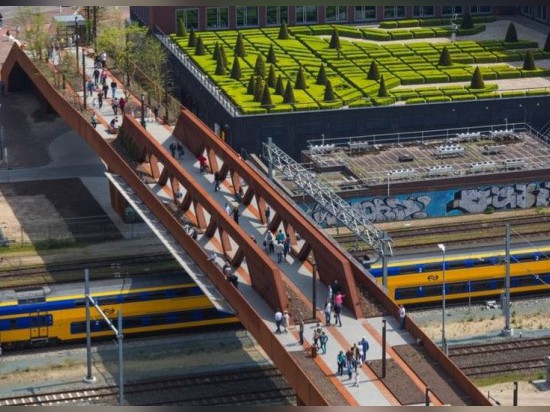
[140,93,146,129]
[311,258,317,320]
[74,16,79,72]
[82,51,86,110]
[438,243,448,355]
[387,173,391,197]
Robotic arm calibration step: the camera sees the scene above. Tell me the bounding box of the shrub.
[378,75,388,97]
[253,77,264,102]
[261,83,274,108]
[380,21,398,29]
[279,19,290,40]
[177,18,187,38]
[545,30,550,52]
[324,80,335,101]
[367,60,380,80]
[246,75,256,95]
[295,66,307,90]
[230,57,242,80]
[267,64,277,88]
[254,55,266,77]
[235,33,246,57]
[470,66,485,89]
[283,81,295,104]
[267,44,277,64]
[460,13,473,30]
[212,42,220,61]
[194,36,206,56]
[215,55,226,75]
[219,45,228,67]
[505,22,518,43]
[316,64,327,85]
[188,27,197,47]
[275,75,285,95]
[406,97,427,104]
[438,46,453,66]
[329,28,341,49]
[523,50,536,70]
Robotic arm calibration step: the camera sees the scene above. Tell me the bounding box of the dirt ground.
[481,381,550,406]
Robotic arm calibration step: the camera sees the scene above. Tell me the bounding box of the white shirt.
[275,311,283,321]
[399,307,406,318]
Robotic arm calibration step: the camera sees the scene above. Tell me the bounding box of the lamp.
[437,243,448,355]
[140,93,146,128]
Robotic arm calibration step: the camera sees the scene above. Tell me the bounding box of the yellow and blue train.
[366,245,550,305]
[0,274,238,350]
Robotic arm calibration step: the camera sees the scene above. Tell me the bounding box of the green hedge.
[371,96,396,106]
[397,19,420,28]
[379,21,399,29]
[425,95,452,103]
[390,30,414,40]
[406,97,426,104]
[502,40,538,49]
[526,89,550,96]
[361,29,392,41]
[348,99,373,108]
[457,25,486,36]
[501,90,526,98]
[450,94,477,101]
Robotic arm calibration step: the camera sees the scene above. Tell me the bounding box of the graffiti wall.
[308,181,550,225]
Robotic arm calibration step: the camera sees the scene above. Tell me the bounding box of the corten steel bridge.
[1,44,490,406]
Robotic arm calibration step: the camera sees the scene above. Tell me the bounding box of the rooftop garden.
[170,17,550,114]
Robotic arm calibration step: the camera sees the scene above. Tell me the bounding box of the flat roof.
[53,14,85,26]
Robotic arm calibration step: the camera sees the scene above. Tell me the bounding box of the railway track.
[0,366,295,406]
[448,337,550,378]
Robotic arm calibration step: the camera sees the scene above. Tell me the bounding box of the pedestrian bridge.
[1,43,490,406]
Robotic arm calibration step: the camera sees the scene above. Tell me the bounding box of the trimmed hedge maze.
[170,20,550,114]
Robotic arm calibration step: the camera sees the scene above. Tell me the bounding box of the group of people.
[323,279,345,327]
[263,229,291,264]
[336,337,370,385]
[274,309,291,334]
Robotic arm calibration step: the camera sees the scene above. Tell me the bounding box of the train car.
[0,274,238,350]
[387,259,550,305]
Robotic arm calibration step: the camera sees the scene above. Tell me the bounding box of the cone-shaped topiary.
[460,12,473,30]
[188,27,197,47]
[283,80,295,104]
[367,60,380,80]
[505,22,518,43]
[212,42,220,60]
[267,44,277,64]
[254,54,266,78]
[324,80,335,102]
[378,75,388,97]
[470,66,485,89]
[278,19,290,40]
[230,57,242,80]
[219,45,228,67]
[329,28,341,49]
[177,18,187,38]
[295,66,307,90]
[438,46,453,66]
[253,77,264,102]
[275,75,285,95]
[194,36,206,55]
[316,64,327,85]
[545,30,550,52]
[215,54,226,75]
[267,64,277,88]
[261,83,274,108]
[235,33,246,57]
[523,50,536,70]
[246,75,256,95]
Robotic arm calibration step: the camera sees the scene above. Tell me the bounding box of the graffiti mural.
[306,181,550,225]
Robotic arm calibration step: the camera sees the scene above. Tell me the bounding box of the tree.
[246,75,256,95]
[460,12,473,30]
[438,46,453,66]
[329,28,340,49]
[177,18,187,38]
[267,64,277,88]
[137,36,169,109]
[324,80,335,102]
[219,44,228,67]
[545,30,550,52]
[505,22,518,42]
[378,75,388,97]
[253,77,264,102]
[470,66,485,89]
[267,44,277,64]
[212,42,220,60]
[235,33,246,57]
[261,83,274,108]
[278,19,290,40]
[187,27,197,47]
[230,57,242,80]
[194,36,206,55]
[254,54,266,78]
[523,50,536,70]
[316,64,327,85]
[275,75,285,95]
[215,54,226,75]
[295,66,307,90]
[15,7,50,61]
[367,60,380,80]
[283,80,296,104]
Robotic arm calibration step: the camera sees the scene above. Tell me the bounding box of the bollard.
[425,387,430,406]
[513,381,518,406]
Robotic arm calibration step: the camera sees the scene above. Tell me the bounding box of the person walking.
[90,112,97,129]
[354,371,360,387]
[282,310,290,334]
[333,301,342,327]
[274,309,283,334]
[298,318,305,345]
[214,171,221,192]
[97,91,103,109]
[283,235,291,259]
[276,229,285,244]
[169,141,176,157]
[198,155,207,174]
[232,205,240,224]
[225,203,231,215]
[330,279,341,306]
[351,343,360,372]
[111,97,119,115]
[102,82,109,100]
[93,68,100,86]
[176,141,184,158]
[399,305,406,329]
[275,241,284,264]
[110,80,117,99]
[118,97,126,114]
[86,79,95,96]
[319,331,328,354]
[337,350,346,376]
[323,300,331,326]
[360,337,369,364]
[265,205,271,224]
[313,322,322,347]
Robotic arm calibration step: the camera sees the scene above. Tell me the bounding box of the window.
[534,6,547,22]
[470,6,491,14]
[442,6,462,16]
[296,6,318,24]
[206,7,228,29]
[176,8,198,30]
[354,6,376,21]
[413,6,434,17]
[384,6,405,19]
[236,6,258,27]
[326,6,347,22]
[520,6,532,16]
[266,6,288,26]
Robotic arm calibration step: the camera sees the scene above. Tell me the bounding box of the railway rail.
[0,366,295,406]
